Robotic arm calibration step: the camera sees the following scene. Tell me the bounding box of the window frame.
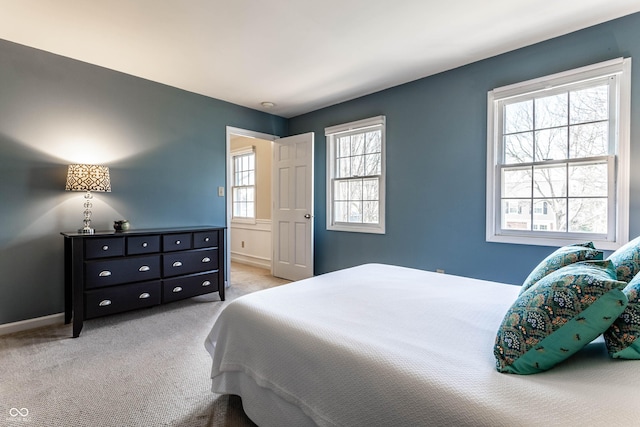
[486,58,631,250]
[325,115,386,234]
[231,146,256,223]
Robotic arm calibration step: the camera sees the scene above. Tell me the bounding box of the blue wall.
[289,12,640,284]
[0,39,287,325]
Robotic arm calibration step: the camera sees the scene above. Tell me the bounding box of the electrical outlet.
[436,269,445,274]
[241,241,245,248]
[218,186,225,197]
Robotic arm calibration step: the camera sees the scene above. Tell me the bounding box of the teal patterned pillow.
[604,274,640,359]
[495,260,627,374]
[520,242,603,295]
[607,235,640,282]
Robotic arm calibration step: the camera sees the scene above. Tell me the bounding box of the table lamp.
[65,164,111,234]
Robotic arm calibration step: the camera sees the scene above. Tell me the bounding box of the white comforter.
[205,264,640,427]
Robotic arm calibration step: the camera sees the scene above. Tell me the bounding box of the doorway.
[226,127,278,284]
[225,127,315,283]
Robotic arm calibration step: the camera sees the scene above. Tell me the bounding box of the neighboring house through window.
[486,58,631,250]
[231,147,256,220]
[325,116,386,234]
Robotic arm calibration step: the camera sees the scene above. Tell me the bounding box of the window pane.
[245,202,255,218]
[536,198,567,231]
[349,201,362,223]
[351,155,364,177]
[568,198,607,233]
[535,93,568,129]
[334,180,349,201]
[570,85,608,124]
[246,187,255,202]
[504,100,533,134]
[532,199,557,231]
[363,201,379,223]
[533,164,567,198]
[238,188,247,202]
[504,133,533,164]
[365,131,381,154]
[569,163,607,197]
[364,153,381,176]
[569,122,608,158]
[337,158,350,178]
[535,128,568,161]
[351,133,365,156]
[363,178,379,201]
[501,199,531,230]
[502,168,532,198]
[338,136,350,157]
[334,201,348,222]
[349,179,363,201]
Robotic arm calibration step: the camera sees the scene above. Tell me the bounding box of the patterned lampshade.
[65,164,112,192]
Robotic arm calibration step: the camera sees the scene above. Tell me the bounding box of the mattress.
[205,263,639,426]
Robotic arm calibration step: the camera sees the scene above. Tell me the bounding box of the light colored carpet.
[0,263,290,427]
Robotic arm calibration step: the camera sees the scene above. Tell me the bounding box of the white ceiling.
[1,1,639,118]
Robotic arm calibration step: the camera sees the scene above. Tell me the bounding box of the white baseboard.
[0,313,65,336]
[230,252,271,270]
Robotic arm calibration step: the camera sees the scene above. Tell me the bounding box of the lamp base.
[78,227,95,234]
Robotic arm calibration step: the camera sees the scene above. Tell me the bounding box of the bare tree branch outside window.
[501,84,609,234]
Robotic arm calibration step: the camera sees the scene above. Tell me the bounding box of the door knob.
[304,214,311,219]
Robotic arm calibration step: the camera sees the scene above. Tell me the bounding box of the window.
[486,58,631,250]
[326,116,386,234]
[231,147,256,220]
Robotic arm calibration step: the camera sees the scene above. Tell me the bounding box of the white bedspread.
[205,264,640,427]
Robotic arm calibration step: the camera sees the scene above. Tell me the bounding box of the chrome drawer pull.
[102,245,109,251]
[142,242,148,248]
[139,293,150,299]
[202,257,211,263]
[138,265,150,272]
[204,237,210,242]
[172,286,183,293]
[175,240,181,245]
[99,271,112,277]
[172,261,183,267]
[202,280,211,287]
[99,300,112,307]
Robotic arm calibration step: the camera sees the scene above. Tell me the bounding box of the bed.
[204,263,639,426]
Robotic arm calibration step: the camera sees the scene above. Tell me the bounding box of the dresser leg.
[72,319,83,338]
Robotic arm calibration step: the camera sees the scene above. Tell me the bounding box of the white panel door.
[272,132,314,281]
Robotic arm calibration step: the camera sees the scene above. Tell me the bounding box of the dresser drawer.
[193,230,218,248]
[163,233,192,252]
[163,248,218,277]
[85,280,161,319]
[85,255,161,289]
[162,271,219,303]
[85,237,125,259]
[127,235,160,255]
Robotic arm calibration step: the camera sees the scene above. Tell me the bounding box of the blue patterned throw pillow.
[520,242,603,295]
[495,260,627,374]
[607,235,640,282]
[604,273,640,359]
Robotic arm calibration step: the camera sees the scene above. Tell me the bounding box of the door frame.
[225,126,279,284]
